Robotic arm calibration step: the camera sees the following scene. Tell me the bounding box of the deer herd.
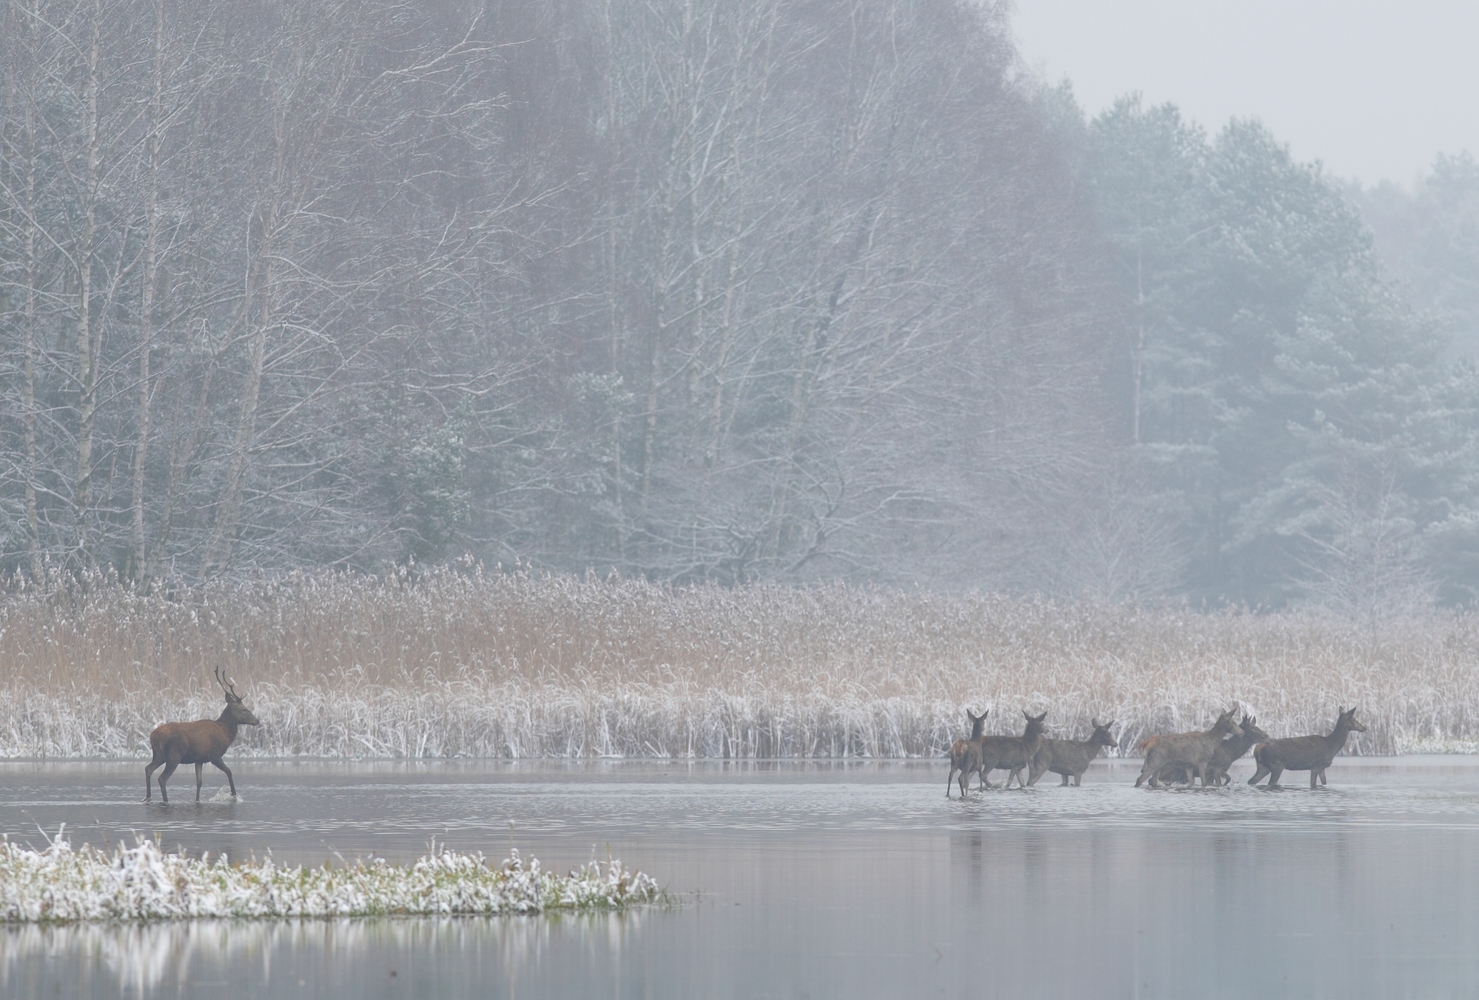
[947,705,1368,797]
[142,670,1368,804]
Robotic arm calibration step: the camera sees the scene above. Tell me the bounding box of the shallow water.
[3,756,1479,999]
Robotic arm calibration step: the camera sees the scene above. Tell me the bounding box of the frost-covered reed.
[1,566,1476,757]
[0,832,660,922]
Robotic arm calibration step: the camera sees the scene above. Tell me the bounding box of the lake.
[3,756,1479,999]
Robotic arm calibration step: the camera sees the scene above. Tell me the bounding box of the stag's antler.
[214,666,242,701]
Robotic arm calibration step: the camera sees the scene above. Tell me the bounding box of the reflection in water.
[1,912,644,997]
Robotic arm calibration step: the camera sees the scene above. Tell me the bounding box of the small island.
[0,834,663,923]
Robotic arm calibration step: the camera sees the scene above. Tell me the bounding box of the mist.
[2,0,1476,612]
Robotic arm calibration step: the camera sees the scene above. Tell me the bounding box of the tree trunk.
[70,0,103,569]
[128,0,167,581]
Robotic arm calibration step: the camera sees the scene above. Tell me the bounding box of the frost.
[0,833,662,923]
[0,569,1474,759]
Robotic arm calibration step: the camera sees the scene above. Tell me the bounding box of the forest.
[3,0,1477,612]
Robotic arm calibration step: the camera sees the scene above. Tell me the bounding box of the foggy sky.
[1011,0,1479,186]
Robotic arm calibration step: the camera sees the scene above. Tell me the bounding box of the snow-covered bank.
[0,833,661,922]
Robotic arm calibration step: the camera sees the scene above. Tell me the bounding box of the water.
[3,757,1479,999]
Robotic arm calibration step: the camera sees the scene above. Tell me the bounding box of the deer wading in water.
[1135,708,1243,788]
[1248,707,1366,789]
[978,711,1048,789]
[1147,713,1269,786]
[1027,719,1117,787]
[145,668,260,803]
[946,709,989,798]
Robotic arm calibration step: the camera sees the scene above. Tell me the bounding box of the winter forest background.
[2,0,1477,614]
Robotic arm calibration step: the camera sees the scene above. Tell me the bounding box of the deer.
[1027,718,1117,787]
[977,711,1048,789]
[1134,707,1243,788]
[1150,713,1269,786]
[1248,706,1367,789]
[145,667,260,803]
[946,709,988,798]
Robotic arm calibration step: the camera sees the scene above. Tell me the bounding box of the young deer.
[978,711,1048,789]
[1027,719,1117,787]
[946,709,988,798]
[1153,714,1269,786]
[1248,706,1367,789]
[1134,707,1243,788]
[145,668,260,803]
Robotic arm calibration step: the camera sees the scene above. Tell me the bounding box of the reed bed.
[0,566,1476,758]
[0,832,661,922]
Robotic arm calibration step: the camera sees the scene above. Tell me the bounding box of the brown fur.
[1135,707,1243,788]
[1248,707,1366,789]
[1154,714,1269,785]
[145,668,260,803]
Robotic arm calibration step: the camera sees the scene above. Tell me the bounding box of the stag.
[145,668,260,803]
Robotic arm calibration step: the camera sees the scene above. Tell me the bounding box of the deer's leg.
[144,757,162,801]
[1248,763,1270,786]
[1266,765,1284,789]
[211,758,237,796]
[1310,770,1319,789]
[1062,773,1072,786]
[946,764,957,798]
[1319,769,1328,786]
[158,760,179,803]
[195,762,204,801]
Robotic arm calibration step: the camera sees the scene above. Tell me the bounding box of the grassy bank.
[0,567,1475,757]
[0,833,661,922]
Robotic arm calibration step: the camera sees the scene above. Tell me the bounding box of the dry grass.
[0,565,1475,758]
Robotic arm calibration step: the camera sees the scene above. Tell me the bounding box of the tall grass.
[0,566,1475,757]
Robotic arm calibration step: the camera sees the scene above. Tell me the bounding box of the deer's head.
[1337,706,1366,734]
[1239,714,1269,743]
[1023,710,1048,737]
[1090,718,1118,749]
[1214,707,1243,737]
[216,667,260,726]
[966,709,988,738]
